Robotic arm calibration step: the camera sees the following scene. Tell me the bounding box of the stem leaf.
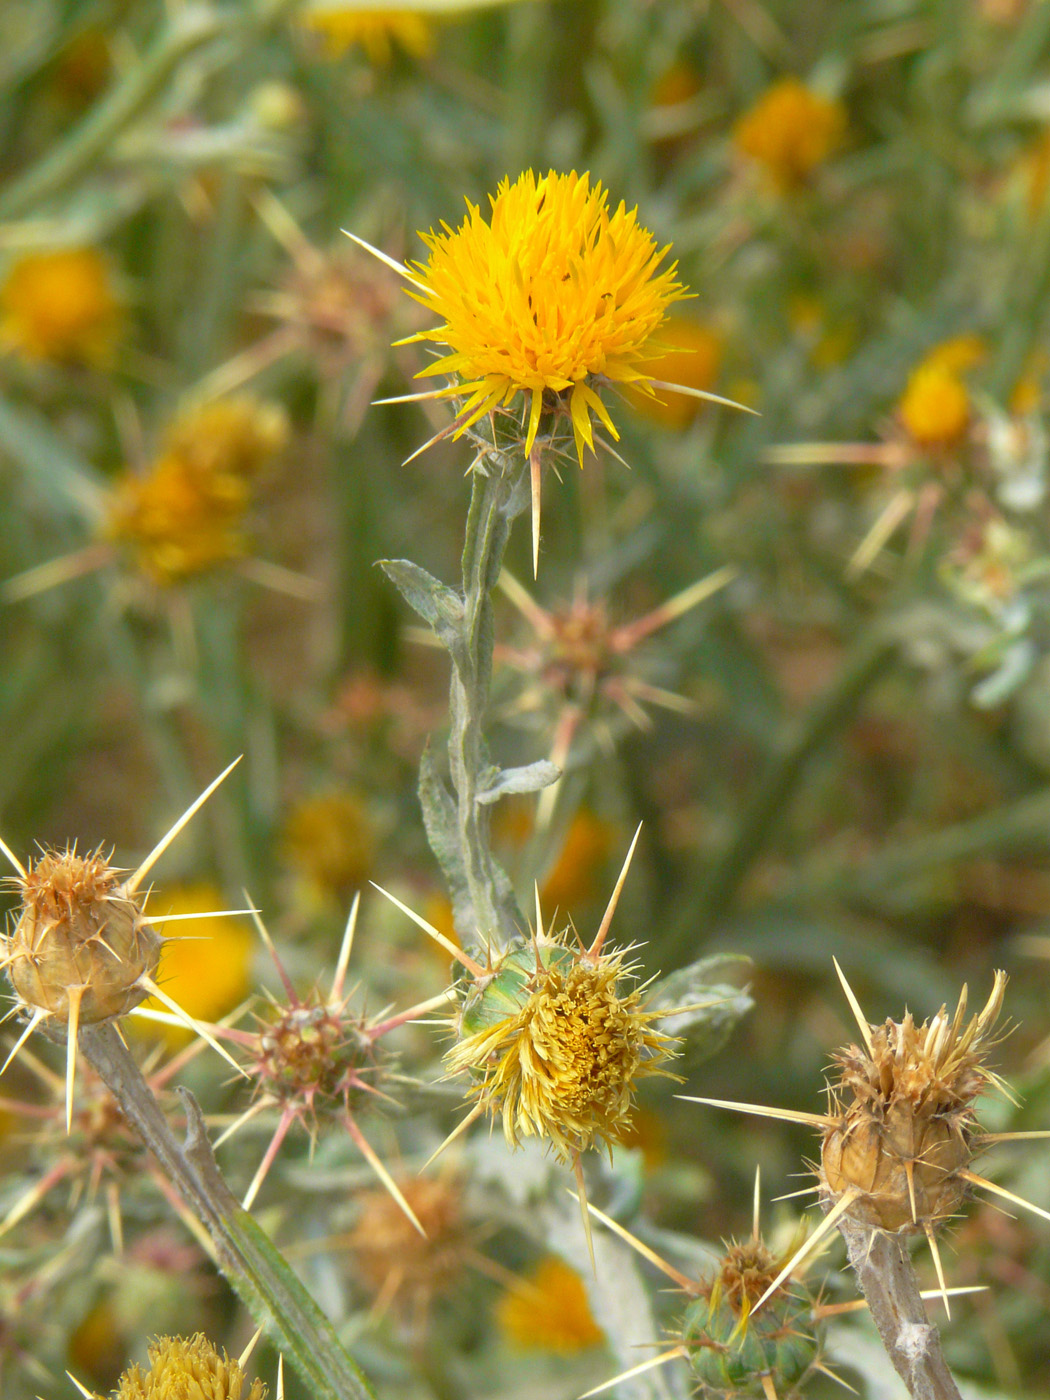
[379,558,464,651]
[476,759,561,804]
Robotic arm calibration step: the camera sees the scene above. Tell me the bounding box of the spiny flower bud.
[6,847,160,1028]
[447,930,675,1161]
[820,969,1007,1233]
[103,1332,266,1400]
[681,1236,822,1397]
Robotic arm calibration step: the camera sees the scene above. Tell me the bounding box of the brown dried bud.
[6,847,161,1029]
[820,971,1006,1233]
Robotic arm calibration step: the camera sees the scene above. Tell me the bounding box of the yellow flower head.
[0,247,122,367]
[108,1332,266,1400]
[496,1256,604,1353]
[300,7,433,63]
[896,340,983,451]
[734,78,846,191]
[139,884,254,1046]
[280,790,375,899]
[447,930,676,1161]
[401,169,689,463]
[105,397,287,586]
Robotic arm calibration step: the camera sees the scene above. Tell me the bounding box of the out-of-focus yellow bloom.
[140,885,254,1045]
[0,248,123,367]
[540,809,617,910]
[281,790,375,900]
[106,397,287,586]
[496,1256,604,1353]
[624,317,723,429]
[896,339,985,451]
[300,7,434,63]
[733,78,846,191]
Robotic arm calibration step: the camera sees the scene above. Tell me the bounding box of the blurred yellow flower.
[0,247,122,367]
[897,339,985,450]
[106,397,287,586]
[300,7,433,62]
[281,790,375,899]
[623,317,723,429]
[141,885,254,1045]
[734,78,846,191]
[541,808,617,910]
[400,169,688,463]
[496,1256,604,1353]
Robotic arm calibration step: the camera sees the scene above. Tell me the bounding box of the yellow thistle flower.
[105,1332,266,1400]
[280,790,375,901]
[733,78,846,192]
[0,247,122,367]
[138,885,254,1046]
[300,7,434,63]
[897,363,972,451]
[623,316,723,429]
[496,1256,604,1354]
[388,169,689,462]
[106,397,287,586]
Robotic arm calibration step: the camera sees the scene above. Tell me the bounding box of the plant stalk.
[78,1022,376,1400]
[838,1218,963,1400]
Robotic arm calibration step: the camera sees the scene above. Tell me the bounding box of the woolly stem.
[78,1022,376,1400]
[838,1218,962,1400]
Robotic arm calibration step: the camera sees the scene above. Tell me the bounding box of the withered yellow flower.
[106,1332,266,1400]
[300,6,433,63]
[391,169,689,463]
[734,78,846,191]
[0,247,122,367]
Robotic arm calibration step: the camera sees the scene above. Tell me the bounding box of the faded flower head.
[280,790,375,901]
[820,970,1008,1233]
[105,1332,266,1400]
[5,848,160,1029]
[623,315,724,429]
[0,247,123,367]
[733,78,846,191]
[397,168,688,464]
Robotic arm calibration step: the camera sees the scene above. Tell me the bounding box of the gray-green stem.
[446,457,530,947]
[838,1218,962,1400]
[78,1022,376,1400]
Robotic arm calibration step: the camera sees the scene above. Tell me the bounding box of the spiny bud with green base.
[680,1236,823,1398]
[446,927,677,1162]
[6,847,161,1029]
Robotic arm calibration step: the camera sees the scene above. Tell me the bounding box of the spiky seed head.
[6,847,161,1028]
[252,997,380,1114]
[681,1237,822,1396]
[820,971,1007,1233]
[107,1332,266,1399]
[446,933,677,1161]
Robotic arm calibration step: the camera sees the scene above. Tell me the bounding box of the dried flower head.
[496,1255,604,1354]
[733,78,846,192]
[0,247,123,367]
[101,1332,266,1400]
[688,962,1050,1319]
[0,760,244,1128]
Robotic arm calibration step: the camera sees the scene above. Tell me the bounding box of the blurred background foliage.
[4,0,1050,1397]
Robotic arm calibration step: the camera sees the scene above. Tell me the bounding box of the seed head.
[820,971,1007,1233]
[5,847,160,1028]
